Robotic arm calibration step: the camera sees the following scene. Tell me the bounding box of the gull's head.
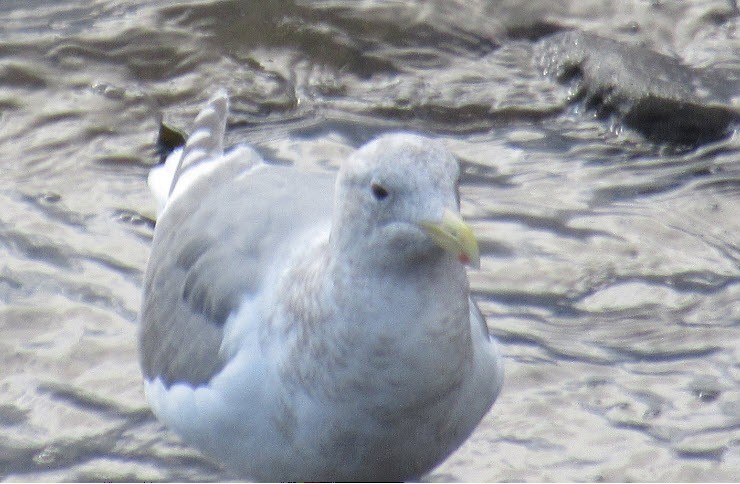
[331,133,479,270]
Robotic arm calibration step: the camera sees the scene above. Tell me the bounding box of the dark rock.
[156,121,187,160]
[535,30,739,146]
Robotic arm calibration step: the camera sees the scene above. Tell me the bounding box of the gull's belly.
[144,342,494,482]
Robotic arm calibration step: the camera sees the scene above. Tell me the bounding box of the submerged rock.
[535,30,738,146]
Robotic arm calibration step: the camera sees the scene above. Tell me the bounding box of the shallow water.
[0,0,738,481]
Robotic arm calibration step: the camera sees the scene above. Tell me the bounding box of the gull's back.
[140,92,334,387]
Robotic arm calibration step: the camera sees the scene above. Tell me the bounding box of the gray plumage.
[141,155,334,386]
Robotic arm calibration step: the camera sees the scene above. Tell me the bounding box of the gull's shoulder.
[140,164,335,387]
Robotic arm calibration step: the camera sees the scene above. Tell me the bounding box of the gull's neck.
[329,248,470,336]
[274,238,474,406]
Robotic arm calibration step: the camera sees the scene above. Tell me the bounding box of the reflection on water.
[0,0,738,481]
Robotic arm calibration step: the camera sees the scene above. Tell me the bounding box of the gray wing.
[140,155,335,388]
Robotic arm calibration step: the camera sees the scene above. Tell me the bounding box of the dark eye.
[371,183,389,201]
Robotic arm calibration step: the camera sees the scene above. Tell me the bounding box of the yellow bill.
[419,208,480,268]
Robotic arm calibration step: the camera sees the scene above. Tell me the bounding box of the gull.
[139,91,504,482]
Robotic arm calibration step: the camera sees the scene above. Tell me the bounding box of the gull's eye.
[371,183,389,201]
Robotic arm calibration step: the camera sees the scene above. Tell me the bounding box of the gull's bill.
[420,208,480,269]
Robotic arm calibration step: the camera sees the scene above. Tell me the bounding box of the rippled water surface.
[1,1,738,481]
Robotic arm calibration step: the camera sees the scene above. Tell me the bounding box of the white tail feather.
[148,90,229,217]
